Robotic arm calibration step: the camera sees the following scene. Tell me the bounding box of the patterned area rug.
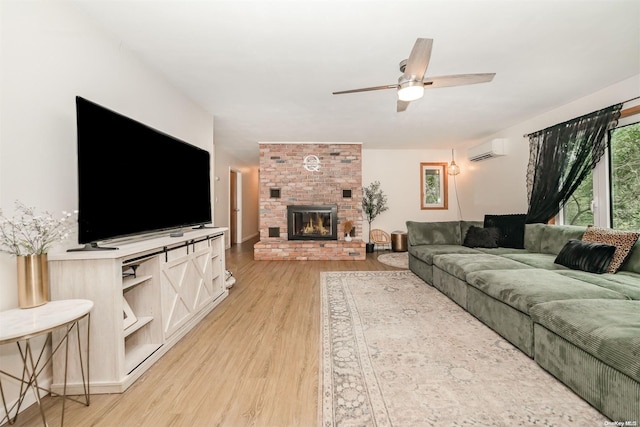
[377,252,409,269]
[320,270,606,426]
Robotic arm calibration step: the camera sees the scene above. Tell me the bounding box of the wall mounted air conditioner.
[468,139,507,162]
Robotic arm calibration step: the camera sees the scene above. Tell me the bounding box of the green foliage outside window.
[563,122,639,230]
[610,123,640,230]
[424,173,440,204]
[563,172,594,226]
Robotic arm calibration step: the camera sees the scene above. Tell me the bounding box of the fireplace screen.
[287,205,338,240]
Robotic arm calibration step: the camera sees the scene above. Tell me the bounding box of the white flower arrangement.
[0,201,76,256]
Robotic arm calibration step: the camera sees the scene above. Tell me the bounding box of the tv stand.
[192,224,216,230]
[48,228,228,394]
[67,242,119,252]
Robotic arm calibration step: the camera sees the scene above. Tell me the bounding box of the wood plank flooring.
[7,239,398,427]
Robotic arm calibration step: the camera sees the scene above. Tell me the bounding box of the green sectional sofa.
[407,220,640,423]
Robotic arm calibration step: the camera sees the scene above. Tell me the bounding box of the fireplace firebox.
[287,205,338,240]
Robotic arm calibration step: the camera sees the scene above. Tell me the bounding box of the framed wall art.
[420,162,448,210]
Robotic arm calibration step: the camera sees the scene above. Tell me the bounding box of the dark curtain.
[525,104,622,224]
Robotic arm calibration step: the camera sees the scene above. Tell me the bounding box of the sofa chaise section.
[465,269,630,356]
[530,299,640,422]
[432,253,536,308]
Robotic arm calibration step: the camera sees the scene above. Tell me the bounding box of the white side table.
[0,299,93,426]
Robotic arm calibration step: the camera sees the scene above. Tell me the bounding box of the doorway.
[229,169,242,245]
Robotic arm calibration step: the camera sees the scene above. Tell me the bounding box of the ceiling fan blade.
[397,100,410,112]
[423,73,496,88]
[403,38,433,80]
[333,84,397,95]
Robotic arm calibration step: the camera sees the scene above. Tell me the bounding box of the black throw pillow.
[463,226,500,248]
[554,239,616,274]
[483,214,527,249]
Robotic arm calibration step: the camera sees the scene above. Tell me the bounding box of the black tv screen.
[76,96,212,245]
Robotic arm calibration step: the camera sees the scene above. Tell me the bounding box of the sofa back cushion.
[523,223,547,252]
[407,221,463,246]
[620,241,640,274]
[539,225,586,255]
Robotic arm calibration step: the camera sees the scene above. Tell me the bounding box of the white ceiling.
[71,0,640,164]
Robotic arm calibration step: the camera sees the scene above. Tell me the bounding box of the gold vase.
[17,254,49,309]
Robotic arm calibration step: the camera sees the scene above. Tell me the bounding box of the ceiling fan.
[333,38,495,112]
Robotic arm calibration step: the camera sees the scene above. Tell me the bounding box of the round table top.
[0,299,93,344]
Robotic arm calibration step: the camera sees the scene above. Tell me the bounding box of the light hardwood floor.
[8,239,399,427]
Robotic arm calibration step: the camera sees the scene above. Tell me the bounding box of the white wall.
[214,145,260,248]
[362,149,461,236]
[0,1,214,415]
[459,75,640,220]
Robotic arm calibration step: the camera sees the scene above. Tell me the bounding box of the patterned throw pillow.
[581,226,640,273]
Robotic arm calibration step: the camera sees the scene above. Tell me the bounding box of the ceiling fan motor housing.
[399,59,408,73]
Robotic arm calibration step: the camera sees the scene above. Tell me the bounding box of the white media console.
[48,227,228,394]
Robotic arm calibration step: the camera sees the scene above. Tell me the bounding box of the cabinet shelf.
[124,315,153,338]
[123,274,153,292]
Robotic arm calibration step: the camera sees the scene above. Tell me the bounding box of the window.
[610,122,640,229]
[561,119,639,229]
[562,170,593,226]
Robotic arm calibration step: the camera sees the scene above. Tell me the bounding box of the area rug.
[377,252,409,269]
[319,270,606,426]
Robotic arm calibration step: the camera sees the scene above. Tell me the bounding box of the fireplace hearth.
[287,205,338,240]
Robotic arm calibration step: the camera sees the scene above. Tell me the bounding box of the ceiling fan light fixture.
[397,80,424,102]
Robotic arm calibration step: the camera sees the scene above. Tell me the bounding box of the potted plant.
[362,181,388,253]
[0,201,75,308]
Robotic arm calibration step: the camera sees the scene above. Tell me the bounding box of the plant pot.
[345,234,352,242]
[17,254,49,308]
[366,243,375,253]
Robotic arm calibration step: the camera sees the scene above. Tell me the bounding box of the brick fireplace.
[254,142,365,260]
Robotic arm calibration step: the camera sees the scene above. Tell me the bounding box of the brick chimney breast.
[254,142,365,260]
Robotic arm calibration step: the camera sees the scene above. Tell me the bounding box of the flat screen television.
[75,96,212,247]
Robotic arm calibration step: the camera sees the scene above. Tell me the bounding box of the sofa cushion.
[474,247,530,256]
[406,221,463,246]
[433,253,533,281]
[501,253,570,270]
[465,269,629,314]
[582,226,640,273]
[555,270,640,300]
[554,239,616,274]
[462,226,499,248]
[539,225,586,255]
[483,214,527,249]
[530,299,640,383]
[620,240,640,274]
[523,223,547,253]
[408,244,481,265]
